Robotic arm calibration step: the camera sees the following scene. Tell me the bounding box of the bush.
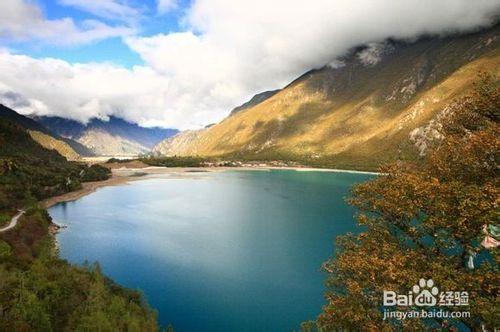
[141,156,208,167]
[80,164,111,182]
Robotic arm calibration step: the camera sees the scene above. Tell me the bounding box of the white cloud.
[327,59,345,69]
[125,0,499,127]
[0,0,135,45]
[157,0,178,14]
[0,0,499,129]
[58,0,142,23]
[357,43,394,66]
[0,51,192,127]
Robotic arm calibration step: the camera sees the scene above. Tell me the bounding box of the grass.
[0,212,10,227]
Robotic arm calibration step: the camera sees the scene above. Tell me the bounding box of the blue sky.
[4,0,190,68]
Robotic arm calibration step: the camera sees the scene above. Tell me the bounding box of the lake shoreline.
[47,168,369,330]
[42,165,379,208]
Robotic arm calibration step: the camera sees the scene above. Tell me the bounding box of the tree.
[316,73,499,330]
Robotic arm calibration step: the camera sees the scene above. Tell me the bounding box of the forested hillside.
[0,117,160,330]
[0,118,108,210]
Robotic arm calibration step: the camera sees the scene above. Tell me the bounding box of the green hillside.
[0,117,159,330]
[0,118,109,210]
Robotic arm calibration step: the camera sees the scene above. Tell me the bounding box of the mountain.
[35,116,178,156]
[229,90,281,115]
[153,26,500,170]
[0,104,92,160]
[27,130,80,160]
[152,129,205,156]
[0,115,112,208]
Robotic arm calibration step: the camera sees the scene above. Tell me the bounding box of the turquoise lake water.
[49,170,373,331]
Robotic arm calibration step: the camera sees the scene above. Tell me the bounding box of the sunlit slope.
[28,130,80,160]
[77,129,149,156]
[155,27,499,169]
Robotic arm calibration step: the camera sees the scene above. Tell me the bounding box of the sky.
[0,1,498,130]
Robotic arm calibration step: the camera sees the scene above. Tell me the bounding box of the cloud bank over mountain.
[0,0,498,129]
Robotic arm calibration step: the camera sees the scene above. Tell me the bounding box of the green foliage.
[0,240,11,259]
[316,73,499,330]
[80,164,112,182]
[0,118,111,211]
[141,156,208,167]
[0,208,159,331]
[220,149,382,171]
[0,212,9,227]
[0,118,158,330]
[105,158,131,164]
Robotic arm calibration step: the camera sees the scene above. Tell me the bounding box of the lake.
[49,169,373,331]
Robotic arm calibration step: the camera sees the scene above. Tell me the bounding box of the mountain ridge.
[35,115,179,156]
[230,90,281,116]
[0,104,92,160]
[153,26,500,170]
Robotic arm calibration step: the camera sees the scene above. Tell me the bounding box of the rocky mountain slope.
[36,116,178,156]
[0,104,91,160]
[152,129,205,156]
[153,26,500,170]
[77,129,151,156]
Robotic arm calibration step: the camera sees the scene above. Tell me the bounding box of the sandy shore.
[41,166,225,208]
[42,174,134,208]
[42,165,379,208]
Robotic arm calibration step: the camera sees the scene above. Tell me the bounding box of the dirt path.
[0,210,25,232]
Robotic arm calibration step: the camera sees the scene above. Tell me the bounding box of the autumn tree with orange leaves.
[310,73,499,331]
